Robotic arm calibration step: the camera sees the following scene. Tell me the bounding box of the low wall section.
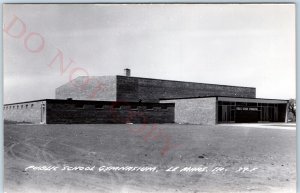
[4,100,46,124]
[160,97,217,125]
[46,100,174,124]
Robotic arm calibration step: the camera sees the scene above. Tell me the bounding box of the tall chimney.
[124,68,131,77]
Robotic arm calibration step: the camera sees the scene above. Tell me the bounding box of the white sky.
[3,4,296,104]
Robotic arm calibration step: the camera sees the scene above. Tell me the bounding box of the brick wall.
[3,100,45,124]
[160,97,217,125]
[46,100,174,124]
[117,76,256,102]
[55,76,117,101]
[55,75,255,102]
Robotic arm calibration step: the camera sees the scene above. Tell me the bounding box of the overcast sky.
[3,4,295,104]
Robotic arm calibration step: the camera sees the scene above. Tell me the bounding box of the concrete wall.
[46,100,174,124]
[4,100,46,124]
[160,97,217,125]
[55,76,117,101]
[117,76,256,102]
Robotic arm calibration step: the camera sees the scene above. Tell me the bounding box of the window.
[113,105,121,109]
[236,102,247,106]
[17,105,19,109]
[222,101,231,105]
[146,106,153,110]
[21,105,23,109]
[95,104,104,109]
[75,104,84,109]
[247,103,257,107]
[131,105,138,110]
[31,104,34,108]
[26,104,28,109]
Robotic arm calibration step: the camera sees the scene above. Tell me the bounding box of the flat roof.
[3,99,47,106]
[217,96,288,104]
[116,75,256,89]
[3,99,174,106]
[160,96,288,103]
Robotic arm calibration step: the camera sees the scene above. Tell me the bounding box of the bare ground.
[4,124,296,193]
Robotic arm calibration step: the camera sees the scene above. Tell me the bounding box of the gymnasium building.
[4,69,288,125]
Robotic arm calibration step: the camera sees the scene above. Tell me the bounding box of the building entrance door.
[236,110,259,123]
[221,105,228,122]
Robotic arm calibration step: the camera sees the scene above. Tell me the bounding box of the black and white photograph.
[3,3,296,193]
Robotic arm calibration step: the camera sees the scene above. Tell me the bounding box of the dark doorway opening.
[235,110,259,123]
[217,100,287,123]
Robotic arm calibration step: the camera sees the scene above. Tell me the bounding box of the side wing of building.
[4,100,46,124]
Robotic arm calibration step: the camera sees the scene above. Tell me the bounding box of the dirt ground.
[4,124,296,193]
